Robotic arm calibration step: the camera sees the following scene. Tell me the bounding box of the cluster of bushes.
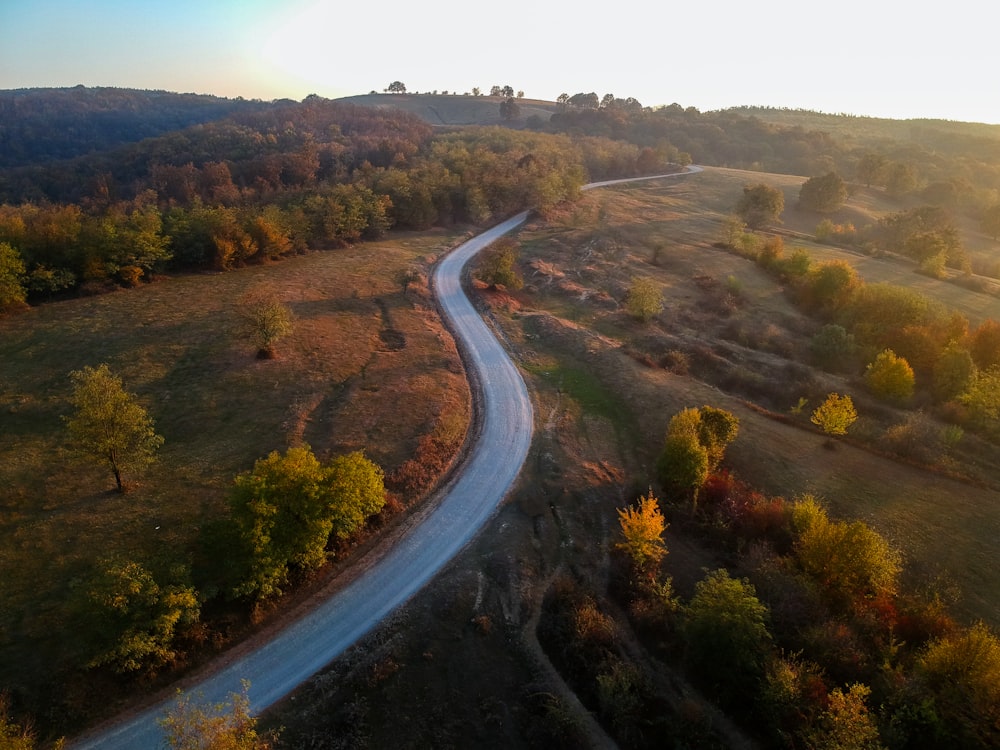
[731,232,1000,438]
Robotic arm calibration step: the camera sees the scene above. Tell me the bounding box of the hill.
[334,92,559,126]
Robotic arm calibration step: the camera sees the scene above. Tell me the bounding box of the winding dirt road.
[70,168,699,749]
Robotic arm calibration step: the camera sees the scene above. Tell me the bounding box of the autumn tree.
[475,237,523,290]
[864,349,915,403]
[229,446,385,600]
[616,490,668,573]
[0,241,27,311]
[160,681,277,750]
[66,363,164,492]
[657,406,738,508]
[84,557,199,674]
[810,393,857,437]
[239,287,293,359]
[932,342,974,402]
[959,366,1000,428]
[980,204,1000,240]
[798,171,848,213]
[805,683,884,750]
[916,621,1000,743]
[969,318,1000,370]
[735,183,784,229]
[793,499,901,607]
[856,152,888,187]
[624,276,663,322]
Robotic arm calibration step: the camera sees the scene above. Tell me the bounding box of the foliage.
[84,557,199,674]
[0,241,27,311]
[735,182,784,229]
[805,683,884,750]
[969,318,1000,370]
[65,363,164,492]
[238,287,294,359]
[864,349,915,403]
[160,680,277,749]
[656,406,739,507]
[798,171,848,212]
[682,569,771,708]
[959,366,1000,428]
[810,393,857,436]
[623,276,662,322]
[810,323,857,371]
[793,504,902,607]
[805,259,860,315]
[615,490,668,573]
[228,446,385,600]
[1,691,64,749]
[475,237,523,290]
[696,406,740,470]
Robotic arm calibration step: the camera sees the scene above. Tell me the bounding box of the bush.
[864,349,915,403]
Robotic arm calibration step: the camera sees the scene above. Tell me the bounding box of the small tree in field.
[810,393,857,437]
[475,238,523,290]
[865,349,915,403]
[616,490,668,574]
[735,183,784,229]
[624,276,663,322]
[66,364,164,493]
[239,288,293,359]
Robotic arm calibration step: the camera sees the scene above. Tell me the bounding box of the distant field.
[503,167,1000,625]
[0,228,471,727]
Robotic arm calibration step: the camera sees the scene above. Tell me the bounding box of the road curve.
[69,168,699,749]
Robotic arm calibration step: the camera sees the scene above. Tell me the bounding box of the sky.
[2,0,997,123]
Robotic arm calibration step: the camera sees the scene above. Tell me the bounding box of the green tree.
[798,171,848,212]
[239,287,293,359]
[735,183,784,229]
[697,405,740,471]
[806,259,860,315]
[0,241,27,311]
[810,393,857,437]
[229,446,385,600]
[624,276,663,322]
[85,557,199,673]
[683,569,771,707]
[475,238,523,290]
[933,342,975,402]
[616,490,668,573]
[656,408,708,504]
[865,349,915,403]
[66,363,164,493]
[810,323,858,371]
[959,366,1000,427]
[160,681,277,749]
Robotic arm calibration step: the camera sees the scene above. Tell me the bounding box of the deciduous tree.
[683,569,771,707]
[810,393,857,437]
[735,183,784,229]
[624,276,663,322]
[160,681,277,749]
[616,490,667,573]
[475,238,523,290]
[85,557,199,674]
[798,171,848,212]
[66,363,164,492]
[239,287,293,359]
[864,349,915,403]
[0,241,27,311]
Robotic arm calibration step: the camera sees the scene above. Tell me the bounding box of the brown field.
[0,228,472,731]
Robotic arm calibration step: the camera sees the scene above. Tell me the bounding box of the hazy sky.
[2,0,996,123]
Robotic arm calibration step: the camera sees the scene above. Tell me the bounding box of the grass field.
[0,228,472,730]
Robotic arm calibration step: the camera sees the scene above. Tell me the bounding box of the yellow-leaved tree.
[616,490,668,574]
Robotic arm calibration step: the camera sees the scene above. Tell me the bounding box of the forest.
[3,86,1000,748]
